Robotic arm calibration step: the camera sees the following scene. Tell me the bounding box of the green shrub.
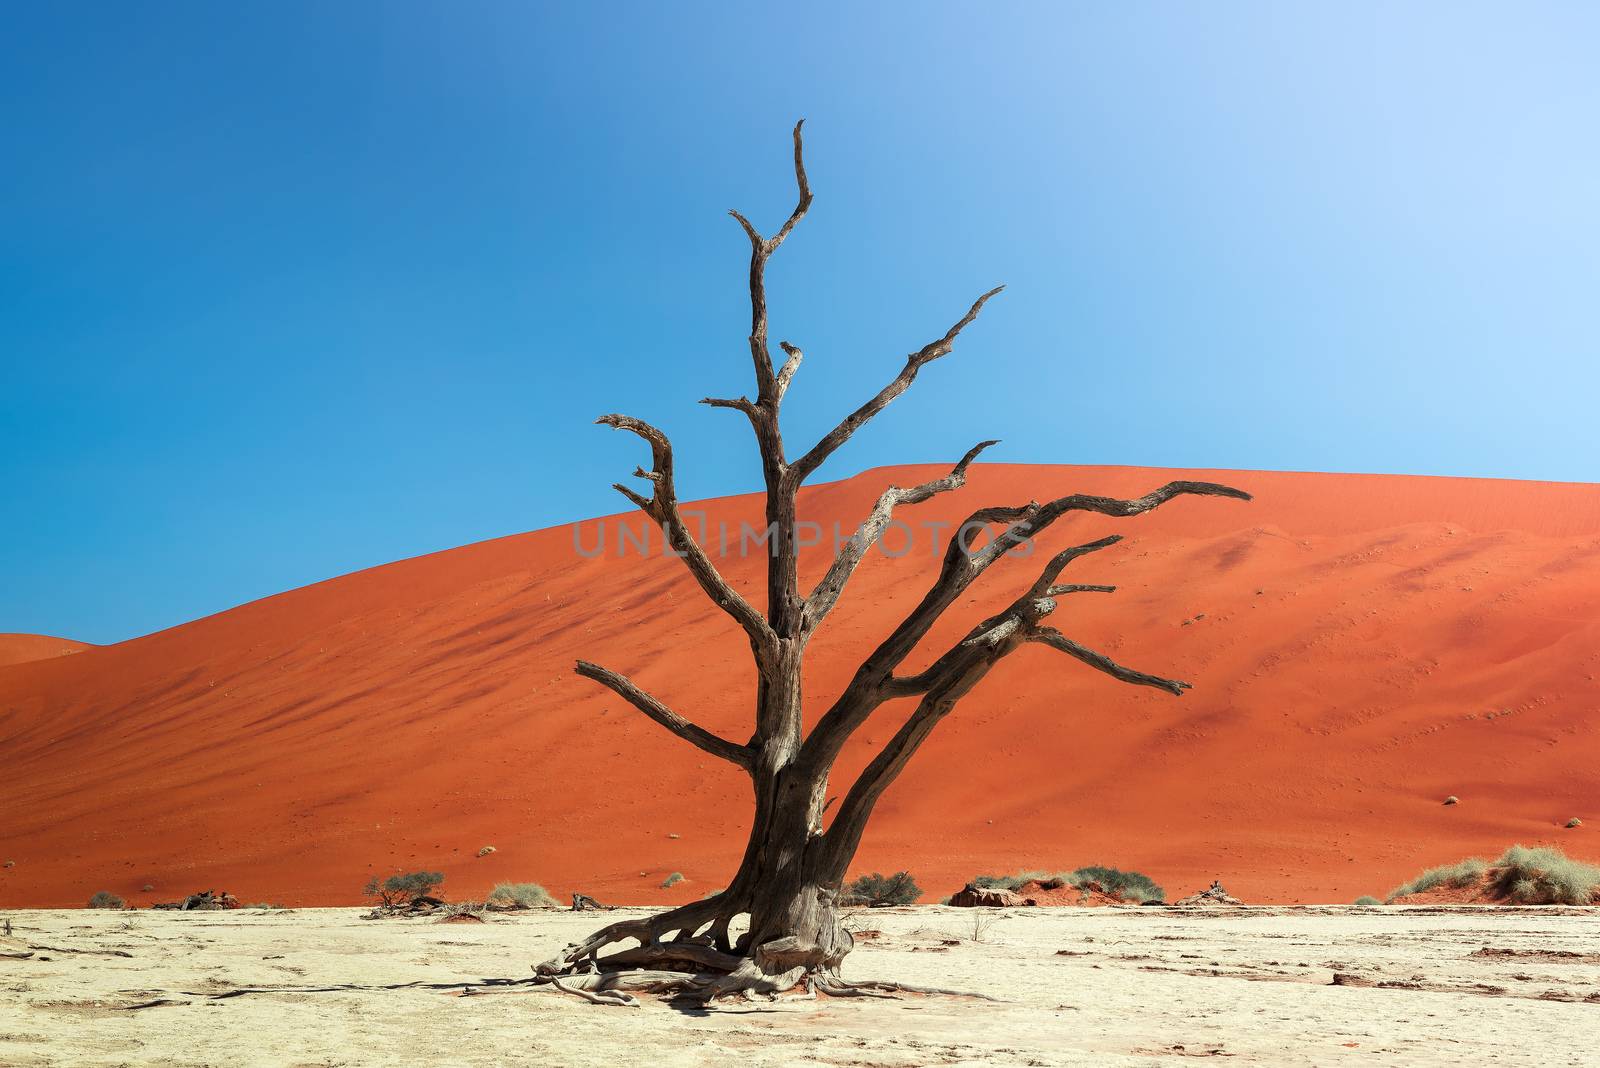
[660,872,684,889]
[1353,895,1381,906]
[1490,845,1600,905]
[1384,846,1600,904]
[487,881,555,908]
[87,890,125,910]
[363,870,444,908]
[1070,865,1165,903]
[842,871,920,906]
[972,870,1050,891]
[1385,857,1487,902]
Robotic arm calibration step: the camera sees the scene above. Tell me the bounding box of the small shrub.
[661,872,685,888]
[842,871,920,906]
[1070,865,1165,903]
[1443,795,1459,806]
[363,870,444,908]
[476,845,496,857]
[1385,857,1487,902]
[87,890,125,909]
[1490,845,1600,905]
[969,866,1164,903]
[1566,818,1582,829]
[960,910,1000,942]
[488,882,555,909]
[140,883,154,892]
[1353,895,1381,906]
[971,870,1050,891]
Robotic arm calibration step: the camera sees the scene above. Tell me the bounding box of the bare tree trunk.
[539,122,1251,1005]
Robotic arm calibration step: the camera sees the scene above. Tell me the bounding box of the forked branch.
[576,660,754,769]
[729,120,813,405]
[825,550,1191,860]
[803,439,998,631]
[595,414,773,647]
[883,536,1125,696]
[801,479,1249,770]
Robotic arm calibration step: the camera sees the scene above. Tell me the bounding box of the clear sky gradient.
[4,2,1597,643]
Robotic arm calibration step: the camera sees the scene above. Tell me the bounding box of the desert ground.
[4,904,1598,1066]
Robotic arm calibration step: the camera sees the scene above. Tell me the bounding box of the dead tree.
[536,122,1250,1005]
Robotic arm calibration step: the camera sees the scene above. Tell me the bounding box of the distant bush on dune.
[1070,865,1165,903]
[973,865,1164,903]
[972,870,1052,891]
[487,882,555,909]
[1385,857,1487,902]
[87,890,124,909]
[1490,845,1600,905]
[1386,846,1600,905]
[841,871,920,906]
[1353,895,1381,906]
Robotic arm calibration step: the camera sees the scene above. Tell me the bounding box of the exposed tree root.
[530,964,1003,1007]
[120,959,1000,1011]
[529,888,1008,1008]
[548,975,637,1007]
[824,977,1005,1001]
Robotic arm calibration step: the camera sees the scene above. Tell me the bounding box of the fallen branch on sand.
[151,889,241,911]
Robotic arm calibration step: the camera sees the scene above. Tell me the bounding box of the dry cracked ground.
[2,905,1598,1066]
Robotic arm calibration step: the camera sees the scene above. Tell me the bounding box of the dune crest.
[0,633,92,668]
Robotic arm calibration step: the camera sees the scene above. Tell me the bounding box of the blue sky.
[3,2,1597,644]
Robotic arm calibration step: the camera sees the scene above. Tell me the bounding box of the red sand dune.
[1,463,1598,908]
[0,634,92,668]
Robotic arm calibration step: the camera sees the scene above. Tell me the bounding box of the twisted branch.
[1027,629,1191,695]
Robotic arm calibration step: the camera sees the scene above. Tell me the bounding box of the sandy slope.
[4,905,1598,1066]
[1,463,1598,908]
[0,634,92,668]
